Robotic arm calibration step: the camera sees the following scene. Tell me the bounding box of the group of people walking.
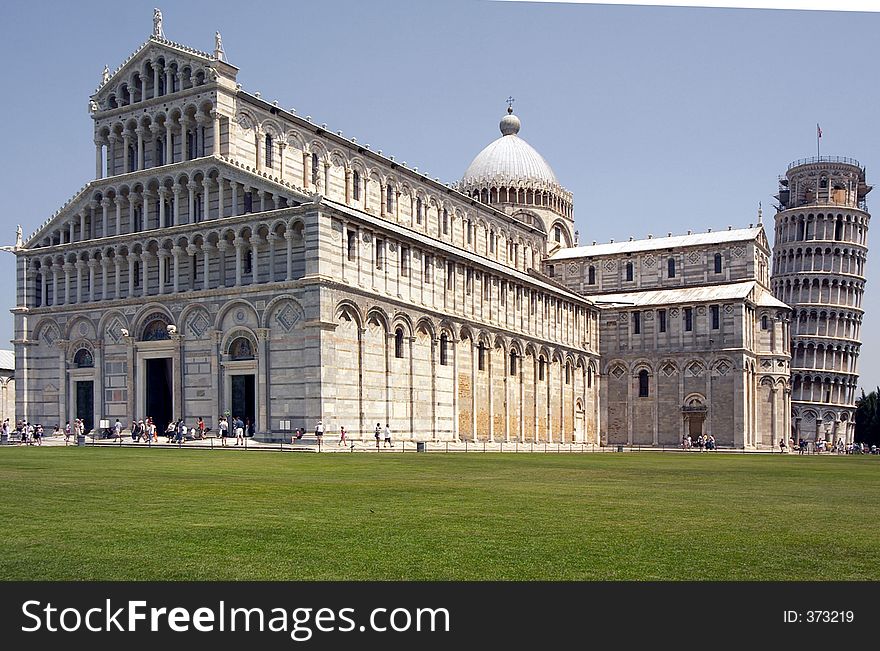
[680,434,716,451]
[216,415,254,446]
[287,422,394,449]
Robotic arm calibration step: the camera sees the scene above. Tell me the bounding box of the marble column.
[202,242,211,290]
[172,247,181,293]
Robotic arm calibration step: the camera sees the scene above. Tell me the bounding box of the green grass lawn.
[0,447,878,580]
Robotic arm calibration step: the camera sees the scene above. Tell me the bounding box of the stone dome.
[460,108,560,188]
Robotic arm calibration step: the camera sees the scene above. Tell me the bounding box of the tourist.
[219,416,229,446]
[114,419,123,443]
[338,425,347,446]
[313,420,323,451]
[197,417,206,439]
[779,438,786,453]
[64,421,71,444]
[234,416,244,446]
[52,425,60,439]
[165,421,175,443]
[383,423,393,448]
[176,419,187,444]
[375,423,382,449]
[34,424,43,446]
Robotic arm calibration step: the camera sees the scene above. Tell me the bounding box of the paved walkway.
[1,434,841,455]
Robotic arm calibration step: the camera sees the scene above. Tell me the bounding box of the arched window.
[243,191,253,214]
[352,170,360,201]
[73,348,94,368]
[155,138,164,166]
[229,336,254,360]
[667,257,676,278]
[265,134,273,168]
[311,152,319,185]
[386,184,394,214]
[714,252,722,274]
[539,357,545,381]
[245,249,253,275]
[477,343,485,371]
[625,261,633,281]
[588,265,596,285]
[638,370,649,397]
[565,363,571,384]
[509,350,517,376]
[416,197,423,224]
[442,209,449,235]
[439,333,448,366]
[587,366,593,388]
[394,328,404,359]
[761,315,769,330]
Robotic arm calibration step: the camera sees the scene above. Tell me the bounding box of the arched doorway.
[682,394,707,443]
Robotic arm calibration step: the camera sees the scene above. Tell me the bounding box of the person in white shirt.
[383,423,392,448]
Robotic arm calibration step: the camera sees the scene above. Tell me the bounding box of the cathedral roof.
[550,227,766,260]
[589,281,790,310]
[459,108,560,190]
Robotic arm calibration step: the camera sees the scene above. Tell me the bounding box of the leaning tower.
[771,157,872,444]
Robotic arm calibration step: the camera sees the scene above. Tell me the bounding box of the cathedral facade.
[11,14,869,448]
[13,17,599,444]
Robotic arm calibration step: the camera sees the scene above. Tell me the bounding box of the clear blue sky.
[2,1,879,388]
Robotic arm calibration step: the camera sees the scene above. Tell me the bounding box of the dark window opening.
[633,311,641,334]
[394,328,404,359]
[439,334,448,366]
[668,257,676,278]
[638,370,649,397]
[711,305,720,330]
[684,307,693,332]
[347,230,356,262]
[714,252,722,274]
[626,261,633,281]
[659,309,667,333]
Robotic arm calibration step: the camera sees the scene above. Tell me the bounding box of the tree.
[854,387,880,446]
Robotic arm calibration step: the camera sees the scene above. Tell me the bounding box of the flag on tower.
[817,123,822,138]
